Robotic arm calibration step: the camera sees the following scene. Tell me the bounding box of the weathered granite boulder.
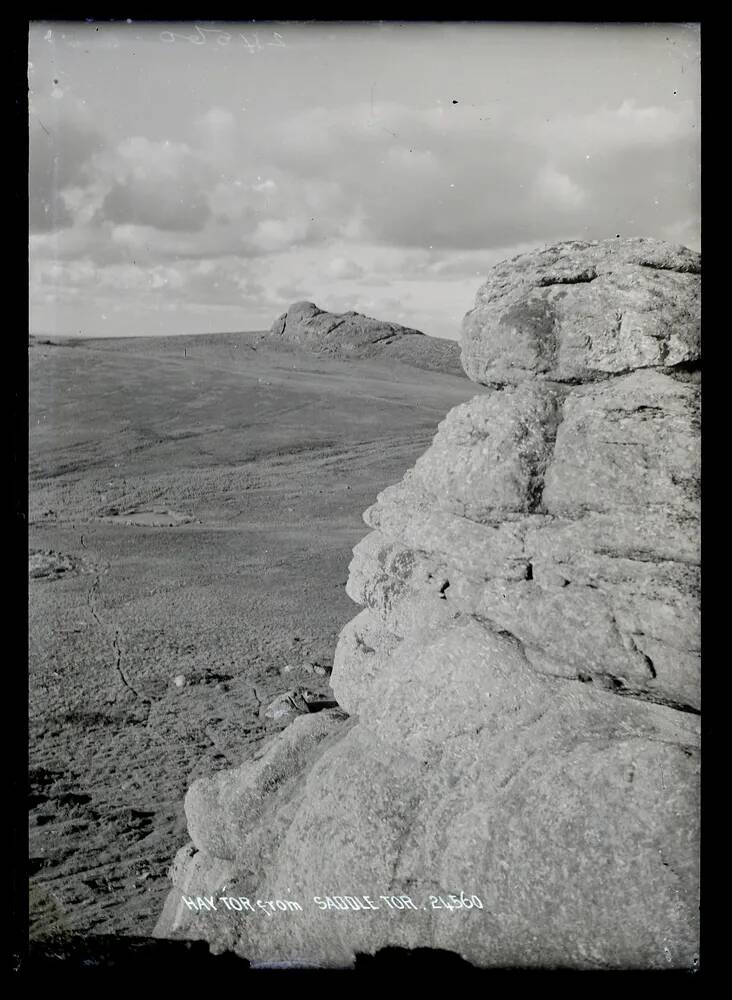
[155,239,700,969]
[270,301,465,375]
[461,238,700,386]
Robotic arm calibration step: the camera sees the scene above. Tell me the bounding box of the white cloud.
[28,29,700,339]
[528,99,696,160]
[533,164,586,210]
[326,257,364,280]
[252,217,311,252]
[198,107,236,134]
[28,95,104,233]
[95,136,214,231]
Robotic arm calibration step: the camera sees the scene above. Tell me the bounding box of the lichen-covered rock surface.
[154,239,700,969]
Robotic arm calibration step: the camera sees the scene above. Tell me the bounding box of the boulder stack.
[155,239,700,969]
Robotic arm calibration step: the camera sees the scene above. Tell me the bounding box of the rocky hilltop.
[270,301,465,376]
[154,238,700,969]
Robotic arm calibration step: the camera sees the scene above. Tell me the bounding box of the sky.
[28,20,701,341]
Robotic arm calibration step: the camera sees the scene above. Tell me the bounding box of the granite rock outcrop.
[270,301,465,376]
[155,239,700,969]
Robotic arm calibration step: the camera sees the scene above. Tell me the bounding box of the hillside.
[269,301,465,376]
[28,331,483,942]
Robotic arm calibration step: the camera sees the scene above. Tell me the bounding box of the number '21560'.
[429,893,484,910]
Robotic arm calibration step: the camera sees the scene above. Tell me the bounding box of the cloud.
[28,48,699,340]
[197,107,236,137]
[351,294,406,319]
[30,252,268,313]
[35,92,695,262]
[101,179,211,231]
[28,110,104,233]
[29,190,74,232]
[252,217,312,252]
[275,283,313,304]
[96,137,214,232]
[326,257,364,280]
[260,101,569,249]
[529,99,697,161]
[108,215,269,261]
[260,97,698,252]
[532,164,586,211]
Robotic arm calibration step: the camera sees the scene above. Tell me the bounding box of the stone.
[155,238,700,969]
[281,660,331,677]
[541,369,700,519]
[184,709,350,864]
[28,549,78,580]
[270,301,465,375]
[410,382,565,520]
[262,689,319,720]
[330,608,402,715]
[157,620,699,968]
[461,238,700,386]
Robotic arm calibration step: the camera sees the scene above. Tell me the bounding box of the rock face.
[270,301,465,376]
[154,239,700,969]
[461,238,700,386]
